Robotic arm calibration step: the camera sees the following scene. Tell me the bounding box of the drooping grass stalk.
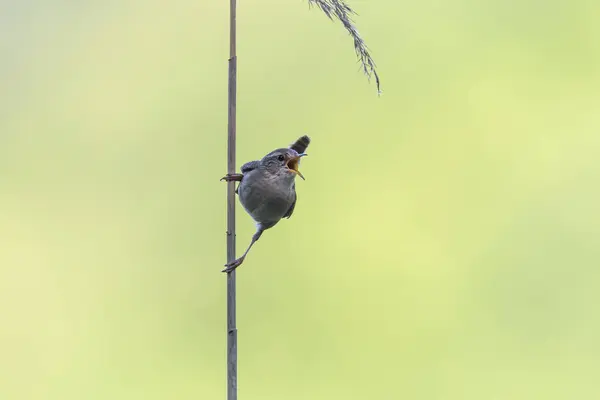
[307,0,381,93]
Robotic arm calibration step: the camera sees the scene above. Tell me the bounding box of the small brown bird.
[221,136,310,272]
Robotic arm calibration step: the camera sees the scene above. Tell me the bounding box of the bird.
[220,135,310,273]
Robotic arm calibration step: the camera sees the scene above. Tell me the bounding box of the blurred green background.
[2,0,600,399]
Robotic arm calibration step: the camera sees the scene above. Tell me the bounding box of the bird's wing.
[241,160,260,173]
[236,160,259,195]
[283,184,297,219]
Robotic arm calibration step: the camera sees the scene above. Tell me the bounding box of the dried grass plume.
[307,0,381,94]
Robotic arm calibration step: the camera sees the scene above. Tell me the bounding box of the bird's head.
[261,148,308,180]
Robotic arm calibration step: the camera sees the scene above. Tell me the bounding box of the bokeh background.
[2,0,600,399]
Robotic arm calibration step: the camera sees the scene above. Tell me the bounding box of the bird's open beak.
[286,153,307,180]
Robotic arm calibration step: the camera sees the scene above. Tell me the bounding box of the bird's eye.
[277,155,285,161]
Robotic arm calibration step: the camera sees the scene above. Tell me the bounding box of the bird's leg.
[222,228,264,273]
[220,173,244,182]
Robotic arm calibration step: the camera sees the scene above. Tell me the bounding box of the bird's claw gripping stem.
[220,173,243,182]
[222,257,245,273]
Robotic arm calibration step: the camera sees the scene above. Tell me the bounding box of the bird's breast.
[238,172,295,225]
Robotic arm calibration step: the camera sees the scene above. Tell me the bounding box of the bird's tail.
[289,135,310,154]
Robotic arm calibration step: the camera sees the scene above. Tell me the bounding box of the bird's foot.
[220,173,243,182]
[222,256,245,273]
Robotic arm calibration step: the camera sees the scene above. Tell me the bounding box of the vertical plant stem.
[226,0,237,398]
